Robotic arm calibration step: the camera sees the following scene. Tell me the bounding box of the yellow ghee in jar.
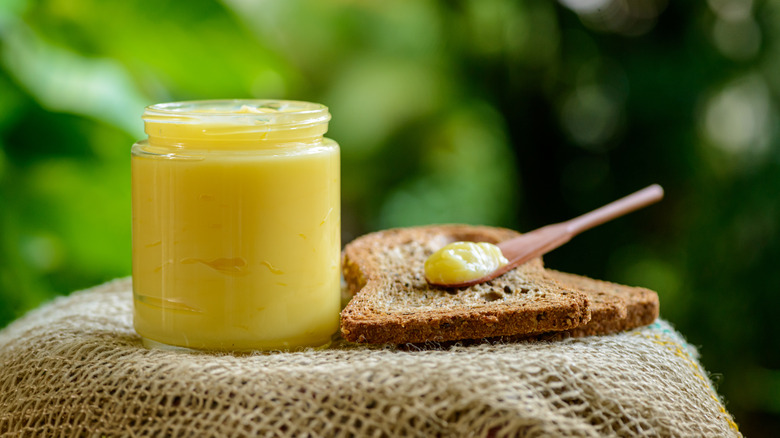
[132,100,340,351]
[424,241,508,284]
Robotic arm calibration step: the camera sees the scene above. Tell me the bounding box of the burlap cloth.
[0,278,740,437]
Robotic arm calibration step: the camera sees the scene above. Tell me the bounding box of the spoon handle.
[564,184,664,236]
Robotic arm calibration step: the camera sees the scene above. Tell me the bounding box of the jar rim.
[142,99,331,127]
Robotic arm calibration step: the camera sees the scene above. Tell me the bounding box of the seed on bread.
[483,291,504,302]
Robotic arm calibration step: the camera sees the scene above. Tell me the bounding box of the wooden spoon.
[430,184,664,288]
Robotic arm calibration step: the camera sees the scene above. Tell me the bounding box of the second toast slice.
[341,225,592,344]
[545,270,659,338]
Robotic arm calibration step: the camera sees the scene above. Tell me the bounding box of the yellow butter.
[424,241,508,284]
[132,100,340,351]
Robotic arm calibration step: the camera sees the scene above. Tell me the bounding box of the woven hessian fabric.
[0,278,740,437]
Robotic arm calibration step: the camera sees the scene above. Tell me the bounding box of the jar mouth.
[142,99,331,129]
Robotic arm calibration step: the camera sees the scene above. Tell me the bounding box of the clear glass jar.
[131,100,340,351]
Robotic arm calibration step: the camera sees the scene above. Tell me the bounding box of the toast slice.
[403,268,660,346]
[544,270,659,337]
[340,225,592,344]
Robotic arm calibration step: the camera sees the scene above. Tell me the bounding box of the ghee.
[132,100,340,351]
[424,242,508,284]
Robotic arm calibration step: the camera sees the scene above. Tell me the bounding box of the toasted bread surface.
[340,225,592,344]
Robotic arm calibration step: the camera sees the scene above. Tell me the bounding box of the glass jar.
[131,100,340,351]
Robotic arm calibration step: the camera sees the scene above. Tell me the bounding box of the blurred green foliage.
[0,0,778,435]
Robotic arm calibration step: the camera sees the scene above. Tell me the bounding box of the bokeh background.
[0,0,777,434]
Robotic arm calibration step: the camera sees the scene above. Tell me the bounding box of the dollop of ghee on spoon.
[424,242,508,285]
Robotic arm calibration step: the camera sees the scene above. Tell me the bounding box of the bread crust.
[340,225,593,344]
